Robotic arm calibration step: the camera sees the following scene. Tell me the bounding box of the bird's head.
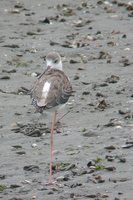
[46,52,62,71]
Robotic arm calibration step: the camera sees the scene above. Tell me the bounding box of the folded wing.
[31,69,72,111]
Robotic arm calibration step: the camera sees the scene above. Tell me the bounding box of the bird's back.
[31,69,72,112]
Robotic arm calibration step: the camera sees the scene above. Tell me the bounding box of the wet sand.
[0,0,133,199]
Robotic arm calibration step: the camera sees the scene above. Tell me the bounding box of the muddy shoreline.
[0,0,133,199]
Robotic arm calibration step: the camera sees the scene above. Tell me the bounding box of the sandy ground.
[0,0,133,199]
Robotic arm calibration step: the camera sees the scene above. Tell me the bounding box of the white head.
[46,52,63,71]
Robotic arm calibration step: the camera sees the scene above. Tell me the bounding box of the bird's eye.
[54,59,58,64]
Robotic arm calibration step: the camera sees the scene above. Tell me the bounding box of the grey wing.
[45,75,72,109]
[30,75,48,108]
[56,81,72,104]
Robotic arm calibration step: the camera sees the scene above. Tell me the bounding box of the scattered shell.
[2,69,16,73]
[70,182,82,188]
[31,72,38,77]
[105,155,115,162]
[104,118,123,127]
[73,75,79,80]
[39,17,51,24]
[85,194,97,198]
[12,145,22,149]
[69,59,80,64]
[62,7,76,16]
[124,47,130,51]
[121,144,133,149]
[126,2,133,10]
[9,9,20,14]
[105,166,116,171]
[10,184,21,189]
[109,177,128,183]
[0,75,10,80]
[105,75,120,83]
[14,2,24,9]
[0,185,7,192]
[16,151,26,155]
[100,193,109,198]
[104,145,116,150]
[98,51,111,59]
[96,99,108,110]
[119,57,132,67]
[31,143,38,148]
[56,175,69,181]
[94,175,105,183]
[82,130,97,137]
[3,44,20,48]
[11,122,48,137]
[23,165,40,172]
[82,91,90,95]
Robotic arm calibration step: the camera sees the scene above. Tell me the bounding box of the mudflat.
[0,0,133,199]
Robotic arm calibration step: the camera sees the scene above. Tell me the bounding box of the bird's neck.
[57,61,63,71]
[46,61,63,71]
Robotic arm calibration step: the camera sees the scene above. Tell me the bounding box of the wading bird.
[31,52,72,185]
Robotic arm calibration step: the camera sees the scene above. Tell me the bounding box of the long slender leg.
[49,111,57,183]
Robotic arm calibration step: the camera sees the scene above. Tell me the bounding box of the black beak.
[47,66,52,70]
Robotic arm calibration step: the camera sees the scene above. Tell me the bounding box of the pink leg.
[43,111,63,187]
[49,111,57,184]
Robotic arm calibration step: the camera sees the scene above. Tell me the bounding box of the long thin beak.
[47,66,52,70]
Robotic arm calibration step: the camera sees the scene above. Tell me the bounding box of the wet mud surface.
[0,0,133,199]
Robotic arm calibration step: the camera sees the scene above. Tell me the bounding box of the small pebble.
[105,145,116,150]
[31,72,38,77]
[31,143,38,148]
[105,166,116,171]
[0,75,10,80]
[73,75,79,80]
[56,176,65,182]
